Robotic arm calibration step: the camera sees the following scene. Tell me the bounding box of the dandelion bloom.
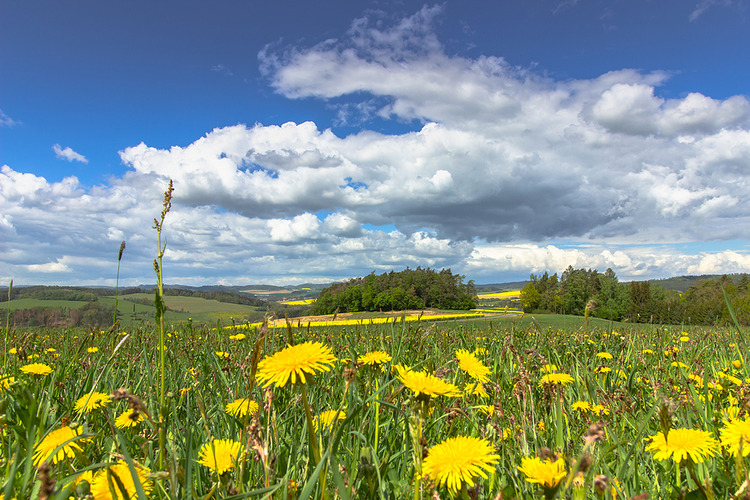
[314,410,346,433]
[596,352,613,359]
[256,341,336,387]
[358,350,392,366]
[517,456,567,488]
[74,391,112,413]
[455,349,490,382]
[571,401,591,413]
[225,398,259,418]
[197,439,245,475]
[422,436,499,494]
[20,363,52,376]
[0,375,14,391]
[541,364,558,373]
[595,366,612,374]
[539,373,574,386]
[464,382,488,398]
[89,461,153,499]
[229,333,246,340]
[33,426,86,466]
[477,405,494,416]
[720,417,750,457]
[395,365,461,399]
[215,351,229,359]
[592,404,610,417]
[646,428,719,463]
[87,347,99,353]
[115,409,144,429]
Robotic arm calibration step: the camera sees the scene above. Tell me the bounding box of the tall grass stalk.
[113,241,126,328]
[153,179,173,472]
[3,279,11,371]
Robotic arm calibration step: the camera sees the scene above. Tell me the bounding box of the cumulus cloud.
[53,144,88,163]
[3,6,750,285]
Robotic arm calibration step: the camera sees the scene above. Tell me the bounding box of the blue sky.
[2,0,750,286]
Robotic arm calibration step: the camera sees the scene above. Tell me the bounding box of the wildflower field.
[1,313,749,500]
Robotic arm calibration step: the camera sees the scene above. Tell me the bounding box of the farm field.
[1,314,748,499]
[0,294,269,327]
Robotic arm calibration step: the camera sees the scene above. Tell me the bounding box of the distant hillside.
[474,281,528,293]
[647,274,747,293]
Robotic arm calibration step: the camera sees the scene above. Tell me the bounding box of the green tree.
[519,283,541,312]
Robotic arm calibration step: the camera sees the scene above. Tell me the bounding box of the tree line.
[312,267,476,315]
[520,266,750,325]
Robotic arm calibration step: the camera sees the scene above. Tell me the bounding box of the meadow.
[1,312,749,499]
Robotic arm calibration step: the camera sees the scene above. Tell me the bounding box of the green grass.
[0,298,98,310]
[1,316,749,498]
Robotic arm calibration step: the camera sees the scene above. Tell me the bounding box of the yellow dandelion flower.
[33,426,86,465]
[721,405,741,423]
[541,364,558,373]
[473,347,488,356]
[708,381,724,391]
[229,333,246,340]
[595,366,612,374]
[225,398,259,418]
[517,456,567,489]
[688,374,705,389]
[395,365,461,399]
[0,375,14,391]
[477,404,494,416]
[8,347,17,354]
[73,469,94,488]
[646,428,719,463]
[539,373,574,386]
[537,421,545,432]
[197,439,245,475]
[455,349,491,382]
[358,351,392,366]
[422,436,499,495]
[89,461,153,499]
[596,352,613,359]
[642,349,654,355]
[732,359,742,369]
[20,362,52,376]
[464,382,488,398]
[718,372,743,386]
[215,351,229,359]
[592,404,610,416]
[74,391,112,414]
[720,417,750,457]
[572,472,585,488]
[115,409,144,428]
[87,347,99,353]
[313,410,346,433]
[255,341,336,387]
[571,401,591,413]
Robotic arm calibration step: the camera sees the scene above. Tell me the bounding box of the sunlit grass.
[1,315,748,498]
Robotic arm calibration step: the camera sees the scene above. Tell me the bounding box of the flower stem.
[300,383,322,466]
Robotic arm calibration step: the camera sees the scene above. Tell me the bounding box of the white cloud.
[3,8,750,285]
[690,0,735,21]
[26,259,72,273]
[53,144,88,163]
[0,109,18,127]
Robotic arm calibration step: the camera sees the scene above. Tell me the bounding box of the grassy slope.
[0,294,266,327]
